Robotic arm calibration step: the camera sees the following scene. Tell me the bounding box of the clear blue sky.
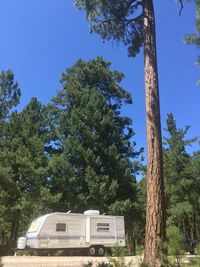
[0,0,199,156]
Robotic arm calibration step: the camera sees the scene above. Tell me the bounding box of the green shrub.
[111,245,127,257]
[108,245,133,267]
[166,225,184,266]
[195,243,200,255]
[97,262,113,267]
[135,244,144,256]
[167,225,184,256]
[188,244,200,267]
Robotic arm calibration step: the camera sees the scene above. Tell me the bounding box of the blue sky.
[0,0,199,156]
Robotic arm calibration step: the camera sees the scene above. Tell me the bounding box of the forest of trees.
[0,1,199,267]
[0,58,199,258]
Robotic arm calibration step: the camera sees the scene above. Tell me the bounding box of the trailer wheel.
[97,246,105,256]
[89,246,96,256]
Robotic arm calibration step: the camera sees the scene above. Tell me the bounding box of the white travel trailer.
[17,210,125,256]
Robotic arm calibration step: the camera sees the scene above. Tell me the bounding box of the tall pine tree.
[163,113,199,242]
[0,70,21,254]
[0,97,60,254]
[49,57,143,254]
[73,1,165,264]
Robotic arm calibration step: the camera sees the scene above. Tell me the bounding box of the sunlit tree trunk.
[143,0,166,266]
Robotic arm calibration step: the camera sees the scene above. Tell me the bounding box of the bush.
[83,261,112,267]
[165,225,184,266]
[167,225,184,256]
[108,245,133,267]
[135,244,144,256]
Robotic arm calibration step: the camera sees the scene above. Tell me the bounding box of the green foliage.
[49,57,143,254]
[83,261,112,267]
[111,245,127,257]
[0,70,21,253]
[179,245,200,267]
[97,262,113,267]
[109,256,130,267]
[109,245,132,267]
[135,244,144,256]
[185,0,200,80]
[50,57,142,214]
[135,177,146,243]
[0,60,143,255]
[196,243,200,255]
[0,70,21,119]
[166,225,184,257]
[0,96,60,253]
[188,244,200,267]
[182,0,198,41]
[188,259,200,267]
[163,113,200,241]
[74,0,143,57]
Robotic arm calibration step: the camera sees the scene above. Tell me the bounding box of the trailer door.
[90,217,116,244]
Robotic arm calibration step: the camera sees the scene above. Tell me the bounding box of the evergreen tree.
[0,70,21,120]
[0,97,60,254]
[0,70,21,254]
[49,57,143,254]
[134,176,147,251]
[73,1,165,265]
[163,113,200,241]
[189,150,200,240]
[185,0,200,78]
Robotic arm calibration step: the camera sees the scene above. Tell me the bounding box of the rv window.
[97,223,109,232]
[56,223,66,232]
[27,220,41,233]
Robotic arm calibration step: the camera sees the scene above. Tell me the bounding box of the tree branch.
[100,12,143,26]
[179,0,184,16]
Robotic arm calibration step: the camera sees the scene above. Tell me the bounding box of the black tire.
[97,246,105,256]
[89,246,96,256]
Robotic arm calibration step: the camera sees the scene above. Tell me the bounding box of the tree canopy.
[0,58,144,255]
[163,113,200,241]
[185,0,200,69]
[49,57,142,213]
[74,0,143,57]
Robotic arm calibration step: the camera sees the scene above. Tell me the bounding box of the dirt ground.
[0,255,196,267]
[1,255,142,267]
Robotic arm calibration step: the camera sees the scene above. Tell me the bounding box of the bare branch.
[179,0,184,16]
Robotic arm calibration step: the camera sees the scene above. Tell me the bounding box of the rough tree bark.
[9,220,19,254]
[126,220,135,255]
[143,1,166,266]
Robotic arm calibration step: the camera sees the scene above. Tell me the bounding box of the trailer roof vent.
[84,210,100,215]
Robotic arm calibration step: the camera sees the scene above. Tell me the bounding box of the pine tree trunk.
[1,231,5,246]
[127,221,135,255]
[194,204,200,240]
[9,220,19,254]
[143,1,166,266]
